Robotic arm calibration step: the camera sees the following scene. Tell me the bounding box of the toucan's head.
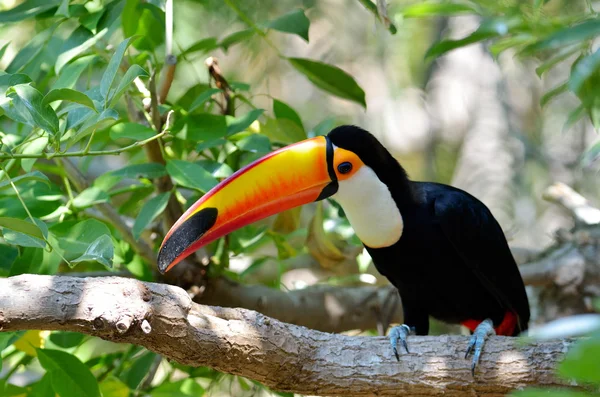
[157,125,408,273]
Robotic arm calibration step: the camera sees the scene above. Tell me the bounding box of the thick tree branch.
[0,275,573,396]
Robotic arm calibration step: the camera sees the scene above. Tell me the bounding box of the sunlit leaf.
[100,37,136,106]
[0,379,28,397]
[99,377,130,397]
[261,117,306,144]
[54,55,97,89]
[540,82,568,107]
[0,0,60,23]
[266,9,310,41]
[0,216,44,240]
[14,330,46,356]
[55,219,111,257]
[227,109,264,135]
[37,348,101,397]
[132,192,171,240]
[150,379,205,397]
[526,19,600,52]
[109,122,156,141]
[166,160,218,193]
[402,1,478,17]
[122,1,165,51]
[9,84,59,136]
[0,171,50,190]
[29,374,55,397]
[426,18,522,59]
[55,26,107,73]
[71,234,114,269]
[43,88,96,110]
[196,159,234,178]
[288,58,366,107]
[108,64,149,107]
[558,336,600,384]
[72,187,110,208]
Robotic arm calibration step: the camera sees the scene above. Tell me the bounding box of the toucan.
[157,125,530,374]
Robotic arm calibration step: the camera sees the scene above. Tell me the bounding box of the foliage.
[0,0,599,395]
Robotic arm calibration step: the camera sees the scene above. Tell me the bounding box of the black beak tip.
[155,207,219,274]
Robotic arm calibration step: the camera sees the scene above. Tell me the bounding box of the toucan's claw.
[389,324,412,360]
[465,318,495,376]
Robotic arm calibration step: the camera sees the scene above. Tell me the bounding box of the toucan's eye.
[337,162,353,174]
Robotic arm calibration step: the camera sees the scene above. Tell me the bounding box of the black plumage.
[328,126,530,337]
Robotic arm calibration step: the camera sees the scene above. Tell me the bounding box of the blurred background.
[1,0,600,396]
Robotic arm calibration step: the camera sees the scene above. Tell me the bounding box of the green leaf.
[110,163,167,179]
[0,380,28,397]
[99,377,130,397]
[219,29,255,50]
[0,42,11,61]
[122,1,165,51]
[266,9,310,41]
[37,348,101,397]
[273,99,304,129]
[196,138,227,152]
[150,379,205,397]
[55,219,111,257]
[402,1,478,17]
[541,82,568,107]
[0,73,32,89]
[71,234,114,268]
[569,49,600,94]
[535,45,582,77]
[0,171,50,190]
[288,57,366,107]
[527,19,600,52]
[100,37,136,105]
[227,109,264,135]
[109,122,156,141]
[43,88,96,110]
[30,374,57,397]
[49,332,86,349]
[72,187,110,208]
[6,24,58,74]
[55,0,69,17]
[0,0,60,23]
[20,133,49,172]
[54,55,97,89]
[426,18,521,59]
[70,108,119,146]
[0,216,44,239]
[261,118,307,143]
[236,134,271,153]
[9,84,59,135]
[108,64,149,107]
[166,160,218,193]
[181,38,219,57]
[558,335,600,384]
[123,351,157,389]
[55,26,107,74]
[196,159,234,178]
[132,192,171,240]
[177,114,227,141]
[188,88,221,112]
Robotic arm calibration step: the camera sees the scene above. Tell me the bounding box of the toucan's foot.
[465,318,495,376]
[389,324,413,361]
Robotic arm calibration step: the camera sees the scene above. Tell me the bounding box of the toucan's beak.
[157,135,337,273]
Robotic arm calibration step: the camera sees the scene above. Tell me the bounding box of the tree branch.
[0,274,574,396]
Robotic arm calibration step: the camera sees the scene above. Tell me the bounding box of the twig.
[543,182,600,226]
[205,57,234,116]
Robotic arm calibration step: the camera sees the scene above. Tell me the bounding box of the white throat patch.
[333,165,404,248]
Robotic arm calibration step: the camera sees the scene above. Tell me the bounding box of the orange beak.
[157,136,338,273]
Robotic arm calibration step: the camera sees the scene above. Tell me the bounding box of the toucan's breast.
[333,165,403,248]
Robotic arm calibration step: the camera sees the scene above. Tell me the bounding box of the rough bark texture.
[0,274,574,396]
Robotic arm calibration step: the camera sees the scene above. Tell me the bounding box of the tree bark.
[0,274,573,396]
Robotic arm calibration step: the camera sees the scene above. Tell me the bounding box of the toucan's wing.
[433,188,530,332]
